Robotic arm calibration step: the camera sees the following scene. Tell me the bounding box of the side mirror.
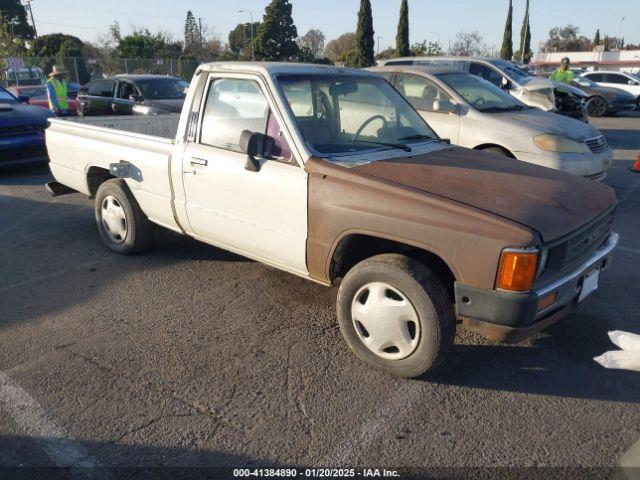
[18,95,30,103]
[129,93,141,102]
[239,130,274,172]
[500,77,511,90]
[629,80,637,86]
[433,100,457,114]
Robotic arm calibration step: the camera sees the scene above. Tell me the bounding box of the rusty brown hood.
[350,147,616,242]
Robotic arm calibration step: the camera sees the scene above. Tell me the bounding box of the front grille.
[559,210,614,274]
[0,124,46,138]
[585,135,608,154]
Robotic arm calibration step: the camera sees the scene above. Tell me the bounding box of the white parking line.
[0,258,114,294]
[0,371,109,478]
[0,201,56,239]
[619,246,640,257]
[329,381,425,465]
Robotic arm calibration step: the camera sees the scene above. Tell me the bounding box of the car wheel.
[586,96,608,117]
[336,254,456,378]
[95,179,152,255]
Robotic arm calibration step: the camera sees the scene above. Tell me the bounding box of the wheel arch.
[474,143,516,158]
[86,166,116,198]
[329,232,459,300]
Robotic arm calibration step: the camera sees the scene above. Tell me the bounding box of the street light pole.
[24,0,38,46]
[377,36,382,57]
[619,17,626,50]
[238,10,255,61]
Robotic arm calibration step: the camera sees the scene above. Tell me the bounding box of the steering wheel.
[472,97,486,109]
[351,115,388,142]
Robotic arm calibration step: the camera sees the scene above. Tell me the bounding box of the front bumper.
[0,132,48,167]
[455,232,619,343]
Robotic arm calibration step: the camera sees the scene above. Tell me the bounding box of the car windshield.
[277,74,437,155]
[0,87,18,104]
[491,60,532,83]
[135,78,189,100]
[439,72,528,113]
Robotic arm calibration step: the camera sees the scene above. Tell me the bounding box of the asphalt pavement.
[0,112,639,479]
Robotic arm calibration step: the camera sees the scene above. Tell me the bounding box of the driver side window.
[469,63,504,88]
[394,74,451,112]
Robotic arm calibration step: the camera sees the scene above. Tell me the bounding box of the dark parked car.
[537,71,636,117]
[78,75,189,116]
[0,86,54,167]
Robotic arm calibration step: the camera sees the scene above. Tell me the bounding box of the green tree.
[604,35,610,51]
[117,29,181,59]
[34,33,84,57]
[516,0,532,63]
[325,32,356,62]
[395,0,409,57]
[500,0,513,60]
[184,10,201,56]
[0,0,34,40]
[355,0,375,67]
[593,29,601,47]
[254,0,299,61]
[411,40,443,56]
[0,23,26,59]
[229,22,260,57]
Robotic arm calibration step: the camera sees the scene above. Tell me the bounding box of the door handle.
[190,158,208,167]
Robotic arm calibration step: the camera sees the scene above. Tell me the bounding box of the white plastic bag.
[609,331,640,352]
[594,351,640,372]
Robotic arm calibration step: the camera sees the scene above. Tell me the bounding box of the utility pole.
[619,17,626,50]
[198,17,204,53]
[238,10,255,61]
[24,0,39,46]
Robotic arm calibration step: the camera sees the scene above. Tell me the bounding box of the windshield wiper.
[351,140,412,152]
[396,134,435,141]
[481,105,528,113]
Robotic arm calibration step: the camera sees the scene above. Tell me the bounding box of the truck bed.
[47,114,182,232]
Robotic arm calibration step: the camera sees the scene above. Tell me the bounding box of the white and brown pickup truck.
[46,63,619,378]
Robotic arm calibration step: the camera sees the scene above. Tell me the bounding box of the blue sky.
[35,0,639,53]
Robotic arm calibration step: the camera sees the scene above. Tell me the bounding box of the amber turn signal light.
[496,250,539,292]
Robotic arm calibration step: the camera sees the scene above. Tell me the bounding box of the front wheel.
[95,179,152,255]
[336,254,456,378]
[585,96,608,117]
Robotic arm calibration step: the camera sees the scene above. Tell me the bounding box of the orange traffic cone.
[631,151,640,173]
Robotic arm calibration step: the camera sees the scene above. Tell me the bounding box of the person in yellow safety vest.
[47,64,70,117]
[550,57,575,84]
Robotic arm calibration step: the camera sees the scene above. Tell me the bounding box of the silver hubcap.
[351,282,420,360]
[101,196,127,244]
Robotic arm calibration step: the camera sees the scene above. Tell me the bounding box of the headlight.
[534,134,584,153]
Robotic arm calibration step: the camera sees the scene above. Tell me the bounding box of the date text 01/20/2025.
[233,468,401,477]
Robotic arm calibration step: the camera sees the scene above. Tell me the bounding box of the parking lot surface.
[1,112,639,477]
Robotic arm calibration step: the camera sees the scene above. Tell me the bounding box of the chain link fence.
[2,56,201,87]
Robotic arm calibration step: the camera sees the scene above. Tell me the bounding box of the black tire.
[585,96,608,117]
[95,179,152,255]
[336,254,456,378]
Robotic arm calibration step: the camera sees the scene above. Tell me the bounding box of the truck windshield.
[439,73,529,113]
[135,78,189,100]
[277,74,437,155]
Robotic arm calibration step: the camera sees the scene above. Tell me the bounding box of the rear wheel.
[585,96,608,117]
[336,254,456,378]
[95,179,152,255]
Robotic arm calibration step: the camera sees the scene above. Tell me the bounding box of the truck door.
[180,75,308,276]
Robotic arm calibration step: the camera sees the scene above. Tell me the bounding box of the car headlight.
[533,134,584,153]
